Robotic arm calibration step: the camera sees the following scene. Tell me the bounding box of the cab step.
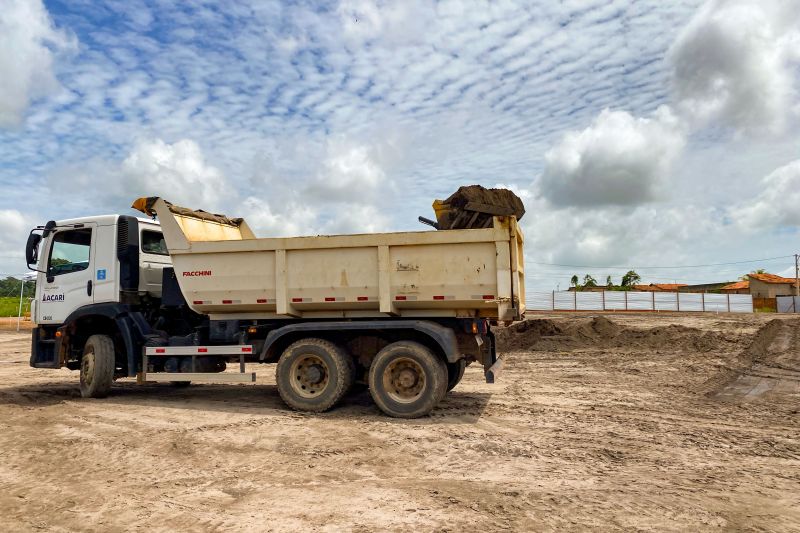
[137,372,256,384]
[139,344,255,384]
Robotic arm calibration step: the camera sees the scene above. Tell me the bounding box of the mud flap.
[483,330,502,383]
[485,357,504,384]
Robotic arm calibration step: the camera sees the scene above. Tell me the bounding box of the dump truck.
[24,193,525,418]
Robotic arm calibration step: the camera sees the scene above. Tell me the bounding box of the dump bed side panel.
[150,197,524,320]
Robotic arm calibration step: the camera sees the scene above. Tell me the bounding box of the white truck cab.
[28,215,169,325]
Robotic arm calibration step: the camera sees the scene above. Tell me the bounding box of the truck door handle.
[87,280,93,296]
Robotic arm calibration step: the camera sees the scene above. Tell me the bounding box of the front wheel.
[80,334,115,398]
[368,341,447,418]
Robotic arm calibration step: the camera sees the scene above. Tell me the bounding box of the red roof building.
[743,273,797,298]
[720,280,749,294]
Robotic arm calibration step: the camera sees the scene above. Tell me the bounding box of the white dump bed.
[135,197,525,321]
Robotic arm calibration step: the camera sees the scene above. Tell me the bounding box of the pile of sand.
[496,316,725,353]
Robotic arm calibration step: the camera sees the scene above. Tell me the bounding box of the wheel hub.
[397,368,418,388]
[306,364,324,384]
[383,357,426,403]
[290,355,330,398]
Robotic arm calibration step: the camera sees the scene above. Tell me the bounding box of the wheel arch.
[57,303,153,377]
[258,320,461,364]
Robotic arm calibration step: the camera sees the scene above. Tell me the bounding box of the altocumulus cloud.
[538,107,685,207]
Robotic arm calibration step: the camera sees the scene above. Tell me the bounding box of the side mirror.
[42,220,56,238]
[25,233,41,267]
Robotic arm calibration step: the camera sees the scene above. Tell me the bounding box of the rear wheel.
[446,359,466,391]
[80,334,115,398]
[368,341,447,418]
[276,338,354,412]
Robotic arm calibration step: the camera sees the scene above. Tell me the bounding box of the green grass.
[0,296,31,317]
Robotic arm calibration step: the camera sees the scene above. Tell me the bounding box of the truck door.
[38,224,96,325]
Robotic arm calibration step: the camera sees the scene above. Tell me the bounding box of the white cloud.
[737,159,800,229]
[320,203,391,235]
[0,0,74,128]
[0,209,33,276]
[120,139,231,210]
[537,107,685,207]
[520,197,722,269]
[669,0,800,135]
[305,138,392,202]
[239,196,315,238]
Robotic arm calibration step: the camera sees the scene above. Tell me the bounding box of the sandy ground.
[0,313,798,532]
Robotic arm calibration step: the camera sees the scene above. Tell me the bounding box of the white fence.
[526,290,754,313]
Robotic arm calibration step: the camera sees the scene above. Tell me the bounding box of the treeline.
[0,277,36,299]
[570,270,641,291]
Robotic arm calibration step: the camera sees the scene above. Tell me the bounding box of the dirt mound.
[564,315,621,340]
[613,325,721,352]
[742,318,800,371]
[496,316,724,353]
[496,319,564,351]
[702,318,800,396]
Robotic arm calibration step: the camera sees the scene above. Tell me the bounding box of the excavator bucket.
[427,185,525,230]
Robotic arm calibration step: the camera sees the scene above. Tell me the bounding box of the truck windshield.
[49,228,92,276]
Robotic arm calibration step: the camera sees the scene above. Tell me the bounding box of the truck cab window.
[141,230,168,255]
[48,228,92,277]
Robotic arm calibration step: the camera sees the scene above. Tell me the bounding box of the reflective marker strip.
[395,295,418,301]
[471,295,495,300]
[324,297,345,302]
[291,297,311,303]
[193,300,210,305]
[145,345,254,356]
[433,295,455,300]
[256,299,276,304]
[356,296,375,301]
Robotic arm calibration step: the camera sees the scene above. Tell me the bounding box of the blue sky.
[1,0,799,289]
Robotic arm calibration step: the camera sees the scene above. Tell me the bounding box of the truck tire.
[276,338,354,413]
[368,341,447,419]
[80,334,115,398]
[446,359,466,391]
